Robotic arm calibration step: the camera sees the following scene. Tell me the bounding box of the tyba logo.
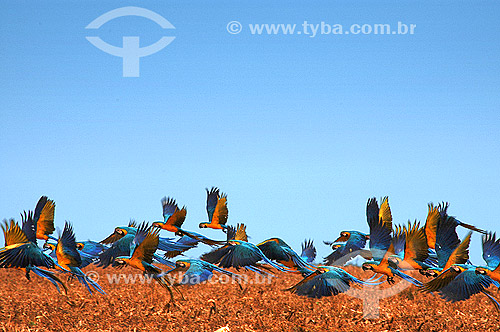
[86,7,175,77]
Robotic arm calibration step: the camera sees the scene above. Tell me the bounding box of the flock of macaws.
[1,190,500,312]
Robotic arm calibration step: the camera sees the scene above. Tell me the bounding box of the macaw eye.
[452,266,460,272]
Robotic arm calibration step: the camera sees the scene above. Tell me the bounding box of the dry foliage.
[0,266,498,331]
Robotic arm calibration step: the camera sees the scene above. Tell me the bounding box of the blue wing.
[206,187,219,222]
[438,269,492,302]
[482,232,500,269]
[300,239,317,263]
[161,197,178,221]
[0,242,54,269]
[368,216,392,262]
[96,234,134,268]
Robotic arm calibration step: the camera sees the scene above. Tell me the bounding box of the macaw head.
[362,262,377,271]
[424,267,441,278]
[451,264,467,274]
[43,242,56,251]
[113,257,129,268]
[76,242,85,251]
[475,267,490,276]
[334,231,351,243]
[114,227,127,236]
[175,260,191,271]
[199,222,209,229]
[388,255,402,269]
[151,222,163,229]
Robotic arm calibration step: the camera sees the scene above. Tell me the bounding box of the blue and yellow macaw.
[75,241,107,268]
[285,265,381,298]
[152,197,225,246]
[475,232,500,284]
[0,218,67,294]
[388,221,436,273]
[113,223,177,303]
[163,259,242,286]
[201,224,292,274]
[300,239,316,264]
[199,187,229,232]
[361,213,422,286]
[324,197,391,266]
[31,196,57,242]
[257,238,316,274]
[97,221,176,268]
[55,222,105,294]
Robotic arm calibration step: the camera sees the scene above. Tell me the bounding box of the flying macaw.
[199,187,229,231]
[323,197,391,265]
[0,218,67,294]
[75,241,107,268]
[361,214,422,286]
[113,223,177,303]
[152,197,225,246]
[162,259,242,286]
[388,221,436,273]
[54,222,105,294]
[300,239,316,264]
[285,265,381,298]
[201,224,292,274]
[257,238,316,274]
[475,232,500,283]
[97,221,176,268]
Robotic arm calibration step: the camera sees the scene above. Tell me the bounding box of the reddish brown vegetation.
[0,266,498,331]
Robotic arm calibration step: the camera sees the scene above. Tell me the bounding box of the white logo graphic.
[86,7,175,77]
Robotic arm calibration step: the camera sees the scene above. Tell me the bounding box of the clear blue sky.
[1,1,499,264]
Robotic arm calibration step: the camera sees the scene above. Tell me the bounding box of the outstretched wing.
[206,187,219,222]
[443,232,471,271]
[438,269,492,302]
[419,267,461,293]
[34,196,56,240]
[225,224,247,242]
[301,239,317,263]
[404,221,429,263]
[21,211,37,244]
[483,232,500,270]
[2,219,29,246]
[56,222,82,267]
[425,203,440,250]
[234,223,247,242]
[368,215,392,262]
[366,197,379,225]
[161,197,187,228]
[132,227,159,264]
[212,193,228,227]
[378,196,393,228]
[257,239,289,261]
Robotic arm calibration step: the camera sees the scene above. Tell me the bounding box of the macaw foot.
[418,269,428,277]
[387,276,395,284]
[25,270,31,281]
[208,299,217,318]
[173,285,186,301]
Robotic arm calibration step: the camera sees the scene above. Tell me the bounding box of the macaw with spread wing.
[199,187,229,231]
[0,218,67,294]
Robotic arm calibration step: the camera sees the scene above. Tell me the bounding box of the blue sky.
[1,1,499,263]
